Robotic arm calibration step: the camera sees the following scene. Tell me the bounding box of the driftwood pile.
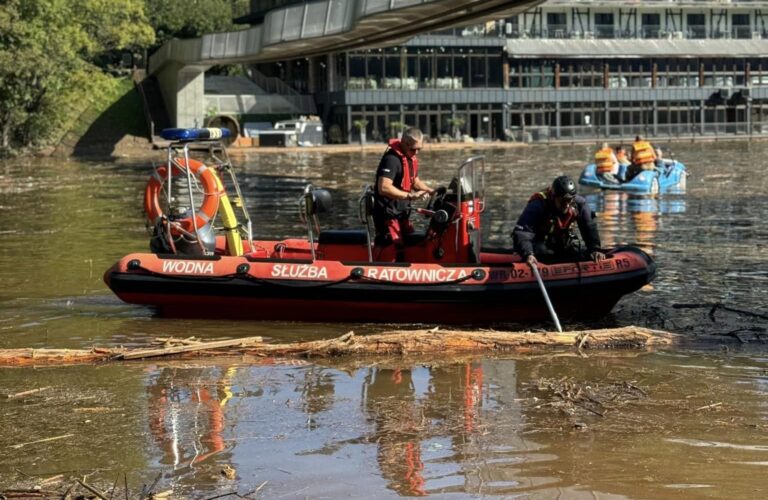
[528,376,649,418]
[0,326,676,367]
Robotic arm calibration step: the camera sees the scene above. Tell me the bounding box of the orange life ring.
[144,158,221,234]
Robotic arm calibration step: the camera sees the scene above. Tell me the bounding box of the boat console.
[304,157,486,264]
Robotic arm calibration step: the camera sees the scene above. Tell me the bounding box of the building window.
[546,12,566,38]
[594,13,614,39]
[687,13,706,39]
[641,13,661,39]
[732,14,751,39]
[454,53,468,88]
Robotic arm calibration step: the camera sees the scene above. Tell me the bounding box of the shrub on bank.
[0,0,154,156]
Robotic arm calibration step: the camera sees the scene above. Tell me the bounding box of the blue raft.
[578,161,687,194]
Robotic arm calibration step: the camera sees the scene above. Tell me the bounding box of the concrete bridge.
[148,0,542,128]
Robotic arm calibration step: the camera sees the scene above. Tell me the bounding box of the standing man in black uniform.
[372,128,434,252]
[513,175,606,265]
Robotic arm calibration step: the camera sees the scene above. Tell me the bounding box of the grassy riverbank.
[51,74,149,159]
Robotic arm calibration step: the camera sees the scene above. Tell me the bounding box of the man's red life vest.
[529,190,578,240]
[594,147,616,174]
[387,139,418,192]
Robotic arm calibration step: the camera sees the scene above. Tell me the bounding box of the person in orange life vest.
[627,135,657,180]
[594,142,619,184]
[631,135,657,167]
[512,175,605,266]
[372,127,434,247]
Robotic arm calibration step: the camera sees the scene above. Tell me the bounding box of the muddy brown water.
[0,142,766,498]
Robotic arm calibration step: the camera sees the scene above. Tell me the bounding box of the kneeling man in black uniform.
[513,175,606,265]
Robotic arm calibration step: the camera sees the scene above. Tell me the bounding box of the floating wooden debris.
[9,434,74,450]
[0,326,676,367]
[5,386,51,398]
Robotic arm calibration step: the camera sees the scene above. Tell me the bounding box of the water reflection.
[300,364,336,420]
[361,364,486,496]
[5,353,767,497]
[587,191,687,254]
[363,368,428,495]
[147,366,237,468]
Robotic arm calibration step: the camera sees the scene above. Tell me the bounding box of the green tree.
[146,0,248,47]
[0,0,154,153]
[75,0,155,58]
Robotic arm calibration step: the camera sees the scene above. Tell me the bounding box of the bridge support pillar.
[155,63,210,128]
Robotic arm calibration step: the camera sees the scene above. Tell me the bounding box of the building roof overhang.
[150,0,543,74]
[506,38,768,58]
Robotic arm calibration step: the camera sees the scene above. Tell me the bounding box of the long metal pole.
[530,263,563,332]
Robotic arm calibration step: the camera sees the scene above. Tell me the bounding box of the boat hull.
[105,246,655,324]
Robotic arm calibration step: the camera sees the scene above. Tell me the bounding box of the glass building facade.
[253,0,768,143]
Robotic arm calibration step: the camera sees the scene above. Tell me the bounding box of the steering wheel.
[426,185,448,211]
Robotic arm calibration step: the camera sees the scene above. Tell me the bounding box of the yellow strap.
[212,171,243,256]
[219,367,237,407]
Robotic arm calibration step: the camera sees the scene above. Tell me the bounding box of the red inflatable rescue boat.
[104,128,656,324]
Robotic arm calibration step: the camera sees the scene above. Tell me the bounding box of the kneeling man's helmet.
[552,175,577,199]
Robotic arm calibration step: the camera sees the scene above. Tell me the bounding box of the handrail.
[249,67,301,96]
